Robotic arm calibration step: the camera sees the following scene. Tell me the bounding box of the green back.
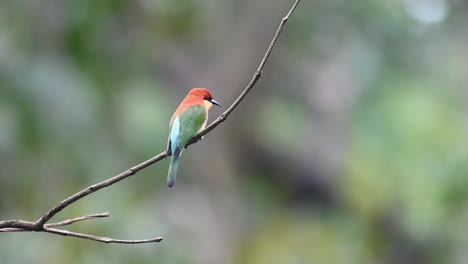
[176,104,207,147]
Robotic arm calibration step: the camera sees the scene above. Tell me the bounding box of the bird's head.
[189,88,222,109]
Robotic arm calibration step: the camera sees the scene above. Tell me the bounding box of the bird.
[166,88,221,188]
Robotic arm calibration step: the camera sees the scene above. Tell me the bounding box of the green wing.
[166,104,206,188]
[177,104,207,148]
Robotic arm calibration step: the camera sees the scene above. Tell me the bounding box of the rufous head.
[188,88,222,108]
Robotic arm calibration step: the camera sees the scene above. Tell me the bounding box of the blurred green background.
[1,0,467,263]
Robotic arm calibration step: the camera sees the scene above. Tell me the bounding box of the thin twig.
[35,151,168,227]
[0,0,301,244]
[187,0,301,146]
[43,227,163,244]
[0,213,109,231]
[45,212,110,228]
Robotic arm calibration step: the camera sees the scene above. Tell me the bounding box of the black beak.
[211,99,222,107]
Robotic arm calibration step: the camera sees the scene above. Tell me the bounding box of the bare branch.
[43,227,163,244]
[45,212,110,228]
[0,213,163,244]
[0,0,301,244]
[0,213,108,230]
[35,151,168,227]
[187,0,302,146]
[0,227,32,232]
[0,220,37,230]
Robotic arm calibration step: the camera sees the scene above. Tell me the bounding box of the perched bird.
[166,88,221,188]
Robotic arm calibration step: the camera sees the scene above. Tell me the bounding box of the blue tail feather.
[167,155,180,188]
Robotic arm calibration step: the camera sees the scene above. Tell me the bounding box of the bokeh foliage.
[1,0,467,263]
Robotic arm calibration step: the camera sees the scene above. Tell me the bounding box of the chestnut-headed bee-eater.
[166,88,221,188]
